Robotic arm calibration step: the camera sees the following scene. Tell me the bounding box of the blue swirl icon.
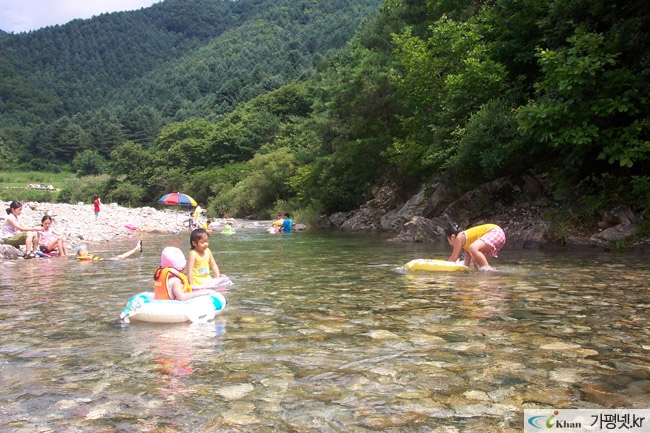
[528,415,549,429]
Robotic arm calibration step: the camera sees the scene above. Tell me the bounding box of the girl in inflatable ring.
[153,247,218,301]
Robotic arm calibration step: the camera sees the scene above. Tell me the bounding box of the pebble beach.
[1,200,271,252]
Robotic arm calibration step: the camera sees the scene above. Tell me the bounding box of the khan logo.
[527,411,582,430]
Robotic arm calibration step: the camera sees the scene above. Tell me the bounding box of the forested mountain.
[1,0,649,230]
[0,0,383,168]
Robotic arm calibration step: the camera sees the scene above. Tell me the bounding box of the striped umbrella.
[157,192,197,207]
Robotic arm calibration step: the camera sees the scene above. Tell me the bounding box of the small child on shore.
[39,215,68,256]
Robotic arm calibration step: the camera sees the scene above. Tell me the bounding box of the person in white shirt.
[2,201,42,259]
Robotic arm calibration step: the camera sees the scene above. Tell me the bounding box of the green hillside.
[1,0,649,233]
[0,0,383,166]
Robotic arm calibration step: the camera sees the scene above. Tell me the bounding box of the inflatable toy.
[194,275,233,289]
[404,259,467,273]
[120,291,227,324]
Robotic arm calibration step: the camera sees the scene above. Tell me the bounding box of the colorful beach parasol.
[158,192,197,207]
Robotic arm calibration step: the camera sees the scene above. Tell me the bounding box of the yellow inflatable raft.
[404,259,467,273]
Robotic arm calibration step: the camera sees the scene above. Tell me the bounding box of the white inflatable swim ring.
[120,291,227,324]
[404,259,467,273]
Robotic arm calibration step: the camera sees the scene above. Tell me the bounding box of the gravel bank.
[1,201,271,250]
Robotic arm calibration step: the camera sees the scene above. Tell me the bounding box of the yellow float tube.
[404,259,467,273]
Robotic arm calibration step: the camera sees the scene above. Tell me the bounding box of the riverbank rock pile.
[317,174,647,252]
[1,201,182,246]
[0,201,274,256]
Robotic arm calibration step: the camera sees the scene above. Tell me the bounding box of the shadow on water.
[1,230,649,431]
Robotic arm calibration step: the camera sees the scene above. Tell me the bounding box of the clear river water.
[1,229,649,432]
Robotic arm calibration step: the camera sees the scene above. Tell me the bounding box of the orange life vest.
[153,267,192,300]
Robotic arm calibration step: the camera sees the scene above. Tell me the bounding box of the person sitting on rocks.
[76,240,142,261]
[39,215,68,256]
[2,201,42,259]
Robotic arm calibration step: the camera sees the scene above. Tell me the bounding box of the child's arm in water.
[447,232,471,266]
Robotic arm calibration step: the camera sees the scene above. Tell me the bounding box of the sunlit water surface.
[1,229,649,432]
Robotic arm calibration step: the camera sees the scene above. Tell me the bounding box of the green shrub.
[71,150,107,176]
[56,175,110,204]
[449,99,525,189]
[109,182,146,207]
[291,204,319,228]
[0,188,58,203]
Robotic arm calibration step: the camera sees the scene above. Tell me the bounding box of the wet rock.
[366,329,401,339]
[293,222,308,231]
[599,205,636,227]
[488,388,513,402]
[396,389,431,399]
[582,384,629,408]
[0,244,22,260]
[463,390,490,401]
[388,216,446,243]
[522,387,579,407]
[216,383,255,400]
[540,342,581,350]
[449,402,505,417]
[326,212,354,228]
[441,175,545,229]
[565,236,612,251]
[506,221,551,249]
[548,369,581,384]
[595,223,638,242]
[381,183,433,232]
[85,401,122,419]
[219,411,260,426]
[339,183,400,232]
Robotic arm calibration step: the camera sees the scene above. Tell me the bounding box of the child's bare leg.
[57,239,67,256]
[115,240,142,259]
[468,240,492,268]
[26,232,38,255]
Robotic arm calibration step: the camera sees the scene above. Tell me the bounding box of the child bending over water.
[446,224,506,271]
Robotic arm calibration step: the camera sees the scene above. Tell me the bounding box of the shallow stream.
[1,230,649,432]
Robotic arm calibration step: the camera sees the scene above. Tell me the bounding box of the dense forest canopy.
[0,0,383,167]
[1,0,649,226]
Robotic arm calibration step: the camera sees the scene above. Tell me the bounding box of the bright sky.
[0,0,160,33]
